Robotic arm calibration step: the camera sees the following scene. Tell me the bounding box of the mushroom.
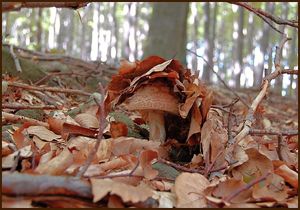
[126,82,179,143]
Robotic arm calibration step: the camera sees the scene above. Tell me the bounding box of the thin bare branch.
[2,111,49,128]
[2,103,58,110]
[232,2,298,28]
[186,49,249,108]
[2,2,88,12]
[76,83,106,178]
[6,81,91,96]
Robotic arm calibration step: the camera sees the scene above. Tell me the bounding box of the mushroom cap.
[126,83,179,115]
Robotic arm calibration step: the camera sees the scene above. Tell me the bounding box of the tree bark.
[143,2,189,65]
[274,4,289,95]
[202,2,211,82]
[36,8,43,51]
[253,2,275,87]
[235,7,245,88]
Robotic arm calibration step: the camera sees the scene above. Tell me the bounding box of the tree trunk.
[112,3,118,63]
[235,7,244,88]
[143,2,189,65]
[274,4,289,95]
[253,2,275,87]
[36,8,43,51]
[134,2,140,60]
[202,2,211,82]
[191,3,199,72]
[122,3,132,60]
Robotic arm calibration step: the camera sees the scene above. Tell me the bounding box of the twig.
[248,129,298,137]
[232,2,298,28]
[209,160,239,173]
[227,98,239,144]
[6,81,91,96]
[277,134,284,161]
[223,172,271,203]
[157,158,204,174]
[204,151,223,177]
[2,111,49,128]
[76,83,106,178]
[34,72,88,86]
[231,35,291,147]
[2,172,92,198]
[2,103,58,110]
[281,69,298,75]
[186,49,249,108]
[9,45,22,72]
[2,2,88,12]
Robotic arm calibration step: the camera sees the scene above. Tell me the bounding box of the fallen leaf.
[26,126,62,142]
[274,164,298,189]
[232,148,273,181]
[152,191,176,208]
[90,178,153,203]
[110,121,128,138]
[212,178,252,203]
[138,150,159,180]
[75,113,99,129]
[2,145,33,169]
[35,147,73,175]
[47,116,65,135]
[252,173,288,202]
[174,172,209,208]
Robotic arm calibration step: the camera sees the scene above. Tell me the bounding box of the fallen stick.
[2,103,58,110]
[2,172,92,199]
[9,45,22,72]
[7,81,91,96]
[2,111,49,128]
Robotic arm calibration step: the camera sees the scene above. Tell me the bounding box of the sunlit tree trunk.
[112,3,118,63]
[274,4,289,95]
[202,2,211,82]
[122,3,132,60]
[253,2,275,87]
[143,2,189,64]
[191,2,199,72]
[36,8,43,51]
[235,7,244,88]
[288,27,297,97]
[134,2,140,60]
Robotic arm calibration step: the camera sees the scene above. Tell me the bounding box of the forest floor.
[1,47,298,208]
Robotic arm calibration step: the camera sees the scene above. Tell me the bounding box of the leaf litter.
[2,56,298,208]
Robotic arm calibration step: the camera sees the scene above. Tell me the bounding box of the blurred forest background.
[2,2,298,97]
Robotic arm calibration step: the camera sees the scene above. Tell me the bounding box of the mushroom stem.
[147,110,166,143]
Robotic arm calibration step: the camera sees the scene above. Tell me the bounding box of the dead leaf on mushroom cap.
[74,113,99,129]
[174,172,210,208]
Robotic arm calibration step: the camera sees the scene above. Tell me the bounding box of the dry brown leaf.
[186,104,202,143]
[232,148,273,181]
[174,172,209,208]
[2,145,33,169]
[26,126,62,142]
[138,150,159,180]
[110,121,128,138]
[130,59,173,86]
[35,147,73,175]
[252,173,288,202]
[212,178,252,203]
[111,137,160,156]
[2,141,14,156]
[107,195,125,208]
[90,178,153,203]
[47,116,65,135]
[286,196,298,208]
[274,164,298,189]
[152,191,176,208]
[75,113,99,129]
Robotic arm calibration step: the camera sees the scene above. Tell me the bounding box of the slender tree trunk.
[191,2,199,72]
[274,4,289,95]
[4,13,11,37]
[97,3,102,60]
[288,27,297,97]
[235,7,244,88]
[36,8,43,51]
[134,2,140,60]
[253,2,275,87]
[143,2,189,64]
[122,3,132,60]
[112,3,118,63]
[203,2,211,82]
